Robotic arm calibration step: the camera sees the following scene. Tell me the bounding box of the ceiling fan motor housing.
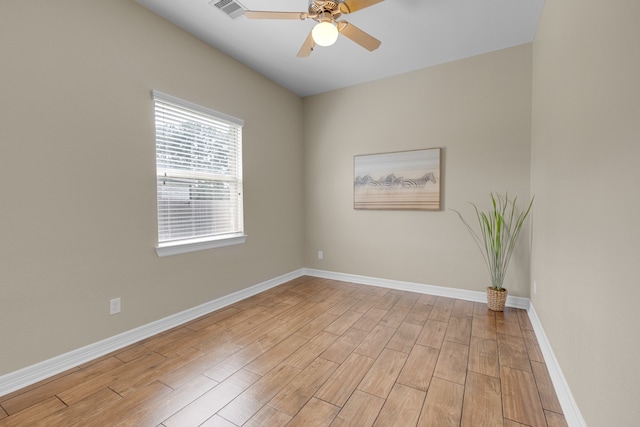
[308,0,343,19]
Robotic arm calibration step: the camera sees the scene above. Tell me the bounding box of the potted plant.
[453,192,533,311]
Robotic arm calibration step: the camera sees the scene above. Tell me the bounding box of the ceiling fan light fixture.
[311,21,339,47]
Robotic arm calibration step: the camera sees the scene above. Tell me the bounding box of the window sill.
[155,234,247,257]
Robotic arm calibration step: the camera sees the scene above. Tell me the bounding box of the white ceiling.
[135,0,544,97]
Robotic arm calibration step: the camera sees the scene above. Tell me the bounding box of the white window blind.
[152,91,244,254]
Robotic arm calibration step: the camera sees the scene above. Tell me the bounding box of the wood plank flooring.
[0,276,567,426]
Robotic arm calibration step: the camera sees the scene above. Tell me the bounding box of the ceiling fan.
[243,0,384,57]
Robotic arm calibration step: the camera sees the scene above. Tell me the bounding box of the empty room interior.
[1,1,638,426]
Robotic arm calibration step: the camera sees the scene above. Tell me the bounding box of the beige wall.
[531,0,640,424]
[303,45,533,296]
[0,0,304,375]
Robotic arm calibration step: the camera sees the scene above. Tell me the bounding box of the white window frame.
[152,90,246,257]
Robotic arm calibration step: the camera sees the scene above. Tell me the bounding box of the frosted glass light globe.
[312,21,339,47]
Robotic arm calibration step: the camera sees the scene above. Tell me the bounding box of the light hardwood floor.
[0,276,567,426]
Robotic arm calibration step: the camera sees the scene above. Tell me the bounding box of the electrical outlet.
[318,251,323,260]
[109,298,121,315]
[533,280,537,295]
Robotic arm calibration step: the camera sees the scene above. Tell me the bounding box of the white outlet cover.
[110,298,121,315]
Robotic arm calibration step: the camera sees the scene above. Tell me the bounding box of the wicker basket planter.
[486,287,508,312]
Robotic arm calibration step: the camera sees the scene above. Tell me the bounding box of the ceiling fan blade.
[243,11,307,20]
[337,21,381,51]
[339,0,384,14]
[297,31,316,57]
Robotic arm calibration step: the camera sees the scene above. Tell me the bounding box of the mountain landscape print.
[354,148,441,210]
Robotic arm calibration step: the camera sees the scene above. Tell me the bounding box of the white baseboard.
[527,304,587,427]
[303,268,530,310]
[0,269,304,398]
[1,267,583,427]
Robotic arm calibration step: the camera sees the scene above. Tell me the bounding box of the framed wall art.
[354,148,442,210]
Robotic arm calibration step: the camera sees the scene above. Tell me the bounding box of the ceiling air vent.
[210,0,245,19]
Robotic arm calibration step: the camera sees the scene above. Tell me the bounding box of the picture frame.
[354,148,442,210]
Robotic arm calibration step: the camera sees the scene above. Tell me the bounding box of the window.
[152,91,245,256]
